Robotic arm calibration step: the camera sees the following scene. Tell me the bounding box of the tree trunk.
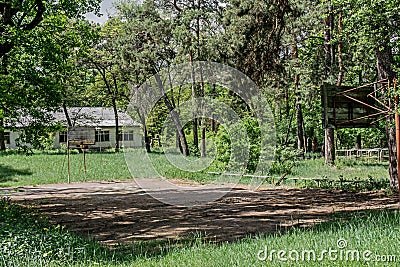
[323,3,335,165]
[198,62,206,157]
[135,106,151,153]
[154,73,189,156]
[167,106,189,157]
[62,103,72,127]
[324,128,335,165]
[293,41,304,157]
[337,11,344,86]
[302,121,307,153]
[312,138,318,153]
[144,126,151,153]
[387,121,397,188]
[355,134,362,149]
[167,72,182,153]
[285,86,290,117]
[307,128,314,153]
[284,111,294,145]
[375,40,397,189]
[325,127,335,165]
[112,99,120,153]
[189,51,199,150]
[201,126,206,157]
[176,130,182,151]
[323,11,332,76]
[211,83,217,132]
[195,1,206,158]
[294,78,304,157]
[329,5,335,67]
[0,54,8,151]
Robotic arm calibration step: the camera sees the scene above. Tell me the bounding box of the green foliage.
[214,125,230,163]
[336,128,386,149]
[186,137,201,157]
[84,19,129,108]
[268,145,298,175]
[331,0,400,84]
[214,117,261,173]
[223,0,292,84]
[116,0,176,74]
[16,123,64,153]
[1,1,101,150]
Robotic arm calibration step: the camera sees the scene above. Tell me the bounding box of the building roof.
[6,107,140,128]
[53,107,141,127]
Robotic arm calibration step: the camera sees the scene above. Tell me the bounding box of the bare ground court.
[1,179,399,246]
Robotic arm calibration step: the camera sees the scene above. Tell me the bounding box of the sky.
[85,0,116,25]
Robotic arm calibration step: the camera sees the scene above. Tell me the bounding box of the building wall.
[53,133,61,149]
[119,127,144,149]
[7,126,143,149]
[55,126,143,149]
[5,131,20,149]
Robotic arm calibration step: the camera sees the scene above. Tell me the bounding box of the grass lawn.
[0,149,390,189]
[284,158,390,190]
[1,198,399,267]
[0,150,132,187]
[289,157,389,180]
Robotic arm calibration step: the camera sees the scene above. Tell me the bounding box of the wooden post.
[67,140,71,184]
[82,145,87,174]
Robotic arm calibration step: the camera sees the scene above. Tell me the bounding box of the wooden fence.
[335,148,388,161]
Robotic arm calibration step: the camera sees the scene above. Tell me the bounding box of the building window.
[59,131,67,143]
[95,130,110,142]
[4,132,10,144]
[119,130,134,141]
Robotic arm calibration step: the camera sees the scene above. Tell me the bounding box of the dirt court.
[1,179,399,246]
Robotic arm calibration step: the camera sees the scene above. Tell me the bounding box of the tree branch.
[23,0,45,30]
[173,0,182,12]
[0,0,46,59]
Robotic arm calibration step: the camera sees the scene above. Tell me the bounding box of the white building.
[4,107,143,149]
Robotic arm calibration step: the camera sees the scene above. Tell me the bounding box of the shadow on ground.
[0,164,32,183]
[4,180,398,247]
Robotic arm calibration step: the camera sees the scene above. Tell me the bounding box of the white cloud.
[85,0,116,25]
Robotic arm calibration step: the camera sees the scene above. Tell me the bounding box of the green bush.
[214,117,262,173]
[268,145,300,175]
